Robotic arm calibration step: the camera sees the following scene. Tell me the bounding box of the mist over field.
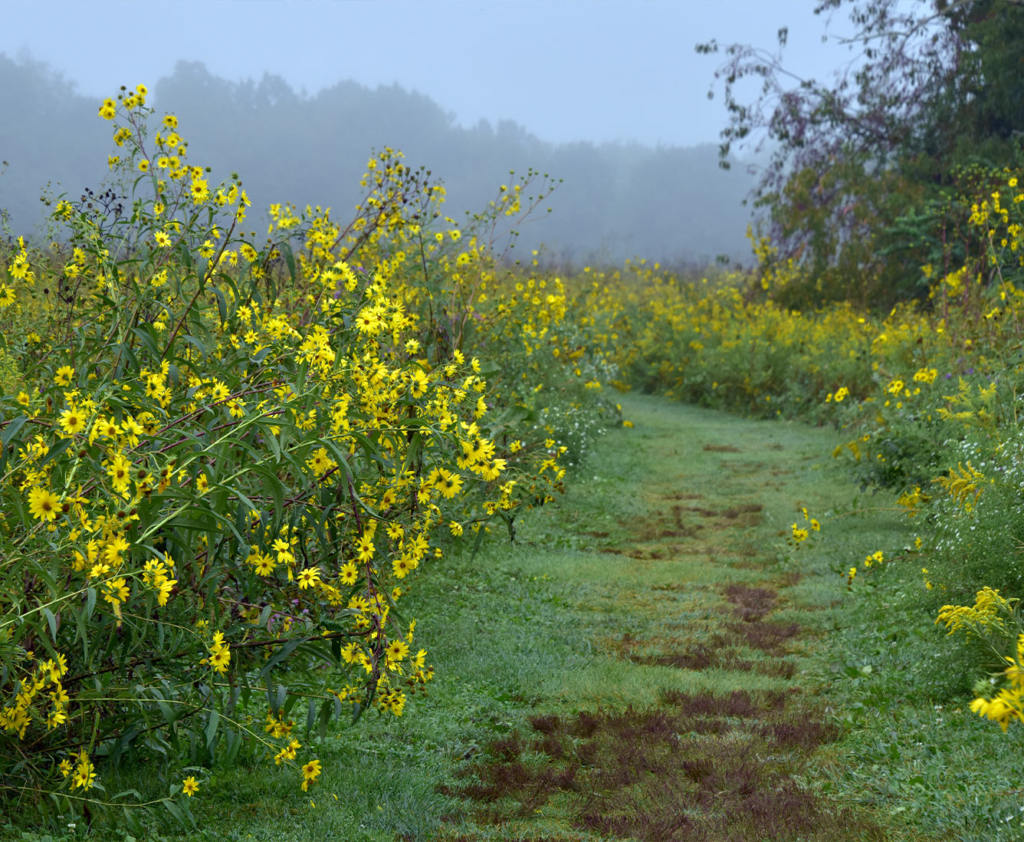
[0,54,758,266]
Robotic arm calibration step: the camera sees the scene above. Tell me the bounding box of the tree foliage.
[700,0,1024,306]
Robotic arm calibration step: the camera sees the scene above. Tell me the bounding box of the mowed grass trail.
[190,394,919,842]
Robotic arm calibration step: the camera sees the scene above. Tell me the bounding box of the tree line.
[0,55,757,267]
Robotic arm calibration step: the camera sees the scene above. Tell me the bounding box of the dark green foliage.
[706,0,1024,307]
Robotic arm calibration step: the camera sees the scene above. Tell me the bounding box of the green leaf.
[116,340,141,376]
[256,638,304,681]
[181,335,209,359]
[162,798,193,828]
[223,730,244,766]
[469,521,488,561]
[266,428,283,465]
[74,606,91,660]
[350,701,364,725]
[400,430,423,478]
[165,517,217,533]
[294,359,309,396]
[212,285,229,327]
[131,325,160,359]
[108,726,143,766]
[318,697,334,739]
[317,438,353,484]
[205,708,221,753]
[155,698,177,725]
[112,787,142,800]
[281,241,297,284]
[306,698,316,738]
[38,437,72,470]
[1,415,28,450]
[42,608,58,642]
[252,464,285,521]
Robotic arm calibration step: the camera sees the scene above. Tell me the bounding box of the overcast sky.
[2,0,857,148]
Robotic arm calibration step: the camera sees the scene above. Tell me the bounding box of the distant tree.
[0,54,107,237]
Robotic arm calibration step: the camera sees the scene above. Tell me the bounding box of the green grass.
[9,394,1023,841]
[821,563,1024,840]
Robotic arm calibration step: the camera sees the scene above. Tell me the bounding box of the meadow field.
[4,88,1024,841]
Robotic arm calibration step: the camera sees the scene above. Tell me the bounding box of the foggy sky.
[2,0,857,149]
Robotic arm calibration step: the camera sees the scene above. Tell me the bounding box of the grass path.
[432,394,908,841]
[194,394,921,841]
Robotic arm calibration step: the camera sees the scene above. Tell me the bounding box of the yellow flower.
[54,365,74,386]
[208,642,231,674]
[154,575,177,606]
[297,567,321,589]
[428,468,463,499]
[863,550,885,567]
[102,578,130,607]
[301,759,322,791]
[108,453,132,493]
[59,407,86,436]
[274,738,300,765]
[408,369,429,398]
[190,178,210,204]
[182,776,199,796]
[386,640,409,662]
[28,487,61,522]
[92,416,121,442]
[153,231,171,248]
[355,534,374,562]
[253,554,277,577]
[70,751,96,790]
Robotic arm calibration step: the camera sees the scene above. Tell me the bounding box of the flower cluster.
[0,87,588,826]
[938,588,1024,731]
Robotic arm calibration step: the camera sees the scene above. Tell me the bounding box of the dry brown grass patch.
[444,699,881,841]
